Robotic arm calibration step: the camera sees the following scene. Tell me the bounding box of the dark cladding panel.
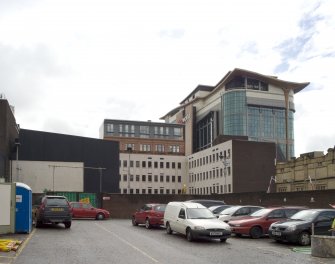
[232,140,276,193]
[18,129,119,193]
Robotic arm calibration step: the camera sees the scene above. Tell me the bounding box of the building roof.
[160,68,310,120]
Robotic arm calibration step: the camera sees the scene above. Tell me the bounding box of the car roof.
[44,195,67,199]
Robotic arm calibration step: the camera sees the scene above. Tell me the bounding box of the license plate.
[272,231,281,236]
[51,208,64,212]
[210,232,223,236]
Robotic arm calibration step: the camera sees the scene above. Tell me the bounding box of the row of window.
[122,188,182,194]
[189,150,230,169]
[226,76,269,91]
[124,143,181,153]
[278,184,327,192]
[121,174,182,183]
[189,184,232,195]
[120,160,182,169]
[189,167,231,182]
[106,124,182,139]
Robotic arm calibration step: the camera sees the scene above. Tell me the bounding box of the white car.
[164,202,231,242]
[218,205,264,222]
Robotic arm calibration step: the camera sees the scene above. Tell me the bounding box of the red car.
[132,203,166,229]
[228,206,306,238]
[70,202,110,220]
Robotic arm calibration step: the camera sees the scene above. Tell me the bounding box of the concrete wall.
[102,189,335,219]
[11,160,84,193]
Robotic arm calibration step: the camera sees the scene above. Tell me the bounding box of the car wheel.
[64,221,71,229]
[298,231,311,246]
[132,217,138,226]
[96,213,105,220]
[220,238,227,242]
[145,218,151,229]
[186,228,193,242]
[166,222,172,234]
[250,226,262,239]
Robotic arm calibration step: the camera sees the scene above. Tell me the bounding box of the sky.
[0,0,334,157]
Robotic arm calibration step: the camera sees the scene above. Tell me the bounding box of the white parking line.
[95,223,159,263]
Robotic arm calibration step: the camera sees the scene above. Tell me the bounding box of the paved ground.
[1,219,334,264]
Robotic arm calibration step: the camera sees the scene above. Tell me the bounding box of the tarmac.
[0,231,33,264]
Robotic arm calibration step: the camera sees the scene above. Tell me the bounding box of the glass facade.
[222,90,294,160]
[195,112,215,151]
[223,91,247,136]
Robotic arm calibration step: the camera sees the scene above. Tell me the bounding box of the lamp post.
[14,138,21,182]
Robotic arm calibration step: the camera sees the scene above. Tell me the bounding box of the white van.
[164,202,231,242]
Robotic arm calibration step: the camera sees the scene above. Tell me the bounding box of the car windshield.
[154,205,166,212]
[220,206,241,215]
[250,208,272,217]
[187,208,216,219]
[46,197,67,206]
[290,210,319,221]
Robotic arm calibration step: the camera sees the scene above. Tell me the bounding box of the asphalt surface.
[1,219,334,264]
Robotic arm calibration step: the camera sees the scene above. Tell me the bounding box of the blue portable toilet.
[15,182,32,233]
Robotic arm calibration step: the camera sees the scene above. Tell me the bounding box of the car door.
[137,205,150,224]
[71,202,82,218]
[314,211,335,235]
[82,203,96,218]
[264,209,286,232]
[174,208,187,234]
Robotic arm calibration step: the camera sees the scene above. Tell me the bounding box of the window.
[178,176,181,182]
[123,188,127,194]
[130,175,133,181]
[154,189,158,194]
[123,174,127,181]
[125,143,135,151]
[173,127,181,136]
[166,162,170,168]
[142,189,146,194]
[172,176,175,182]
[148,161,152,168]
[156,144,165,152]
[169,145,180,153]
[136,189,140,194]
[166,175,170,182]
[142,175,146,181]
[160,175,164,182]
[106,124,114,133]
[160,162,164,168]
[148,188,152,194]
[178,162,181,169]
[154,175,158,182]
[136,161,140,168]
[136,175,140,182]
[148,175,152,182]
[172,162,175,169]
[123,160,127,167]
[140,126,149,138]
[140,144,151,152]
[142,161,146,168]
[154,162,158,168]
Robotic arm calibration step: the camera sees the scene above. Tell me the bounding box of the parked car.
[218,206,264,223]
[228,206,306,238]
[164,202,231,242]
[208,205,233,217]
[269,208,335,246]
[34,195,72,228]
[185,199,226,208]
[70,202,110,220]
[132,203,166,229]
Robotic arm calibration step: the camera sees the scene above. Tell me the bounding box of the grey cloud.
[0,43,64,109]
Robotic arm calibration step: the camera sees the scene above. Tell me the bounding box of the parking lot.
[1,219,333,264]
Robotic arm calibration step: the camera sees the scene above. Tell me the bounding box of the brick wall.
[102,190,335,219]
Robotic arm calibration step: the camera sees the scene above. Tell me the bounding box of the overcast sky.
[1,0,334,157]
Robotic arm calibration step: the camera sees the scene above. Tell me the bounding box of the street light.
[14,138,21,182]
